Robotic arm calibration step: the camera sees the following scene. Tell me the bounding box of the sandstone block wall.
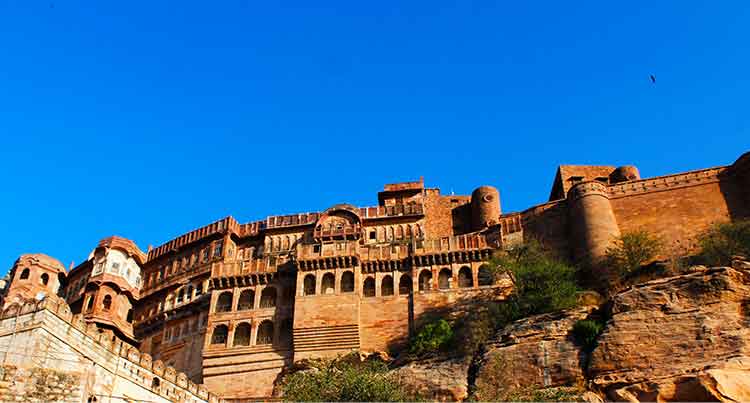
[0,300,217,403]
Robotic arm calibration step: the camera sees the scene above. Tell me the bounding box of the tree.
[698,220,750,266]
[605,230,662,278]
[490,240,579,318]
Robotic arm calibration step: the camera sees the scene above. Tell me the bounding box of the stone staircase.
[293,324,360,353]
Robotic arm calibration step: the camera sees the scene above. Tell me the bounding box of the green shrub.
[572,319,603,351]
[409,319,453,356]
[698,220,750,266]
[281,357,412,402]
[605,230,662,278]
[491,240,579,317]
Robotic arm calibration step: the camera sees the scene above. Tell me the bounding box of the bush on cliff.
[698,220,750,266]
[491,240,579,317]
[572,319,604,351]
[408,319,453,356]
[604,230,662,279]
[281,356,412,402]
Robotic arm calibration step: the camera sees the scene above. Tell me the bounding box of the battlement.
[0,297,220,403]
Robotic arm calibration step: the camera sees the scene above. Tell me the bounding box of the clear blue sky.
[1,1,748,273]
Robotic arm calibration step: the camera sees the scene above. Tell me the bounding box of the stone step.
[294,337,360,348]
[293,330,359,341]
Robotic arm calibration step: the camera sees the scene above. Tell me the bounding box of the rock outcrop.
[473,306,595,400]
[394,357,471,402]
[588,264,750,402]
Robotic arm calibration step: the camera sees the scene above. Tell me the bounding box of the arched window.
[257,320,274,345]
[399,275,412,294]
[396,226,404,239]
[40,273,49,286]
[418,270,432,291]
[211,325,228,345]
[341,271,354,293]
[233,323,251,346]
[458,266,473,288]
[321,273,335,294]
[363,277,376,297]
[381,275,394,296]
[238,289,255,310]
[103,295,112,311]
[151,377,160,389]
[216,292,233,312]
[260,287,277,308]
[186,285,193,301]
[177,288,184,304]
[438,268,452,290]
[86,296,94,312]
[19,268,30,280]
[478,264,494,286]
[303,274,316,296]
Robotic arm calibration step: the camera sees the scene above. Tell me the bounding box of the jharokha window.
[213,241,223,257]
[19,268,30,280]
[102,295,112,311]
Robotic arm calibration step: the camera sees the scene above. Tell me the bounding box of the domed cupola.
[2,253,66,307]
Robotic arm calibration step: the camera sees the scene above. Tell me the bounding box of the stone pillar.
[568,181,620,264]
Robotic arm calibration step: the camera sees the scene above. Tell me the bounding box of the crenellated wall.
[0,298,219,403]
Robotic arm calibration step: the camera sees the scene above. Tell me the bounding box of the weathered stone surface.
[394,357,471,402]
[589,265,750,402]
[473,306,595,400]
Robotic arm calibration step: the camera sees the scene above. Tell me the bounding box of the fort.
[1,151,748,401]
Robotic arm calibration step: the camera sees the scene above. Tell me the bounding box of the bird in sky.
[650,75,656,83]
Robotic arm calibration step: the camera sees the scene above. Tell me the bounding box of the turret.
[471,186,501,231]
[567,181,620,264]
[3,253,66,307]
[609,166,641,184]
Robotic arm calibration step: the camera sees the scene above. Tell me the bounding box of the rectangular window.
[202,249,209,263]
[214,241,223,257]
[369,231,376,240]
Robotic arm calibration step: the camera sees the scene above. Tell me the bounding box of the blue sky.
[1,1,748,273]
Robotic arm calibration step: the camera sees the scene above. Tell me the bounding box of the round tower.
[3,253,65,306]
[609,166,641,184]
[567,181,620,263]
[471,186,501,231]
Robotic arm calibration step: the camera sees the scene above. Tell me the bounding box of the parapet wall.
[0,298,220,403]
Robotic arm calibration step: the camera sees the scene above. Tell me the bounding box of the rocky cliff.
[473,259,750,402]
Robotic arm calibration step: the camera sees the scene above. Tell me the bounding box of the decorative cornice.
[567,181,610,203]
